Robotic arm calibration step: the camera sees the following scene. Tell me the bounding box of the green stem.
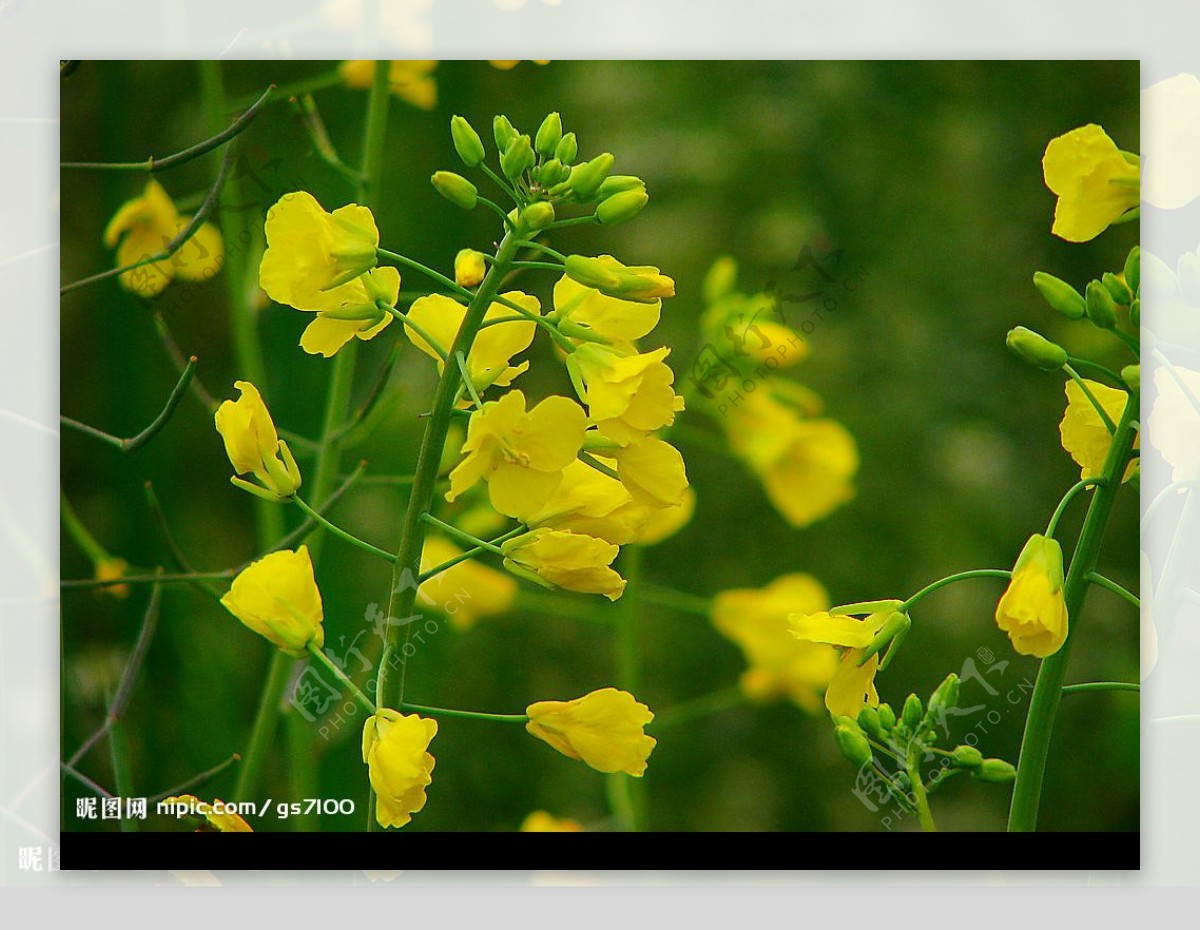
[60,356,197,452]
[1086,571,1139,609]
[385,306,449,361]
[421,512,505,555]
[456,351,485,409]
[898,569,1012,613]
[1061,681,1139,697]
[510,260,566,272]
[907,761,937,832]
[477,196,516,229]
[60,489,112,564]
[653,686,745,731]
[291,495,396,564]
[548,215,599,230]
[418,526,526,582]
[231,651,293,802]
[372,228,525,830]
[107,719,137,832]
[1045,478,1107,538]
[479,163,522,205]
[1065,356,1128,389]
[378,248,473,300]
[638,582,712,618]
[1063,364,1116,434]
[1007,391,1139,832]
[395,701,528,723]
[307,642,376,714]
[517,240,568,262]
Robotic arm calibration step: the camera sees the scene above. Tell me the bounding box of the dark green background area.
[60,60,1139,832]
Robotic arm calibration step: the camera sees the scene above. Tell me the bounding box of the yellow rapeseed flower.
[994,534,1068,658]
[526,460,649,545]
[259,191,379,309]
[501,528,626,600]
[568,345,685,445]
[790,608,893,717]
[446,390,588,520]
[103,179,223,298]
[633,485,696,546]
[454,248,487,288]
[289,266,399,358]
[405,292,540,392]
[552,269,662,343]
[605,436,690,509]
[711,574,840,711]
[362,709,438,829]
[564,254,675,303]
[1043,124,1140,242]
[520,811,583,832]
[340,60,438,110]
[220,546,324,656]
[214,381,301,501]
[1060,379,1138,481]
[525,687,656,776]
[417,536,518,630]
[163,795,253,832]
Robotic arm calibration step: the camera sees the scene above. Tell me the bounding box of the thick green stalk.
[370,229,523,830]
[107,720,137,833]
[232,650,293,802]
[1007,392,1139,831]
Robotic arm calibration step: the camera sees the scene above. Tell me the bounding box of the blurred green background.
[60,60,1139,832]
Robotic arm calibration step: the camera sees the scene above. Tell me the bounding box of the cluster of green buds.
[432,111,649,229]
[1008,245,1141,386]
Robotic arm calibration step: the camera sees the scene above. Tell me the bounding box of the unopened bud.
[952,745,984,768]
[1033,271,1086,320]
[1085,280,1119,329]
[597,175,646,199]
[493,115,518,154]
[1006,326,1068,371]
[833,723,874,769]
[554,132,578,165]
[901,693,924,731]
[454,248,487,288]
[538,158,570,187]
[1102,272,1132,305]
[431,171,478,210]
[877,703,897,731]
[926,673,961,720]
[1121,363,1140,390]
[974,758,1017,783]
[535,112,563,157]
[1123,246,1140,297]
[596,189,648,225]
[519,201,555,232]
[450,115,485,167]
[857,706,887,742]
[567,153,615,200]
[1130,297,1140,328]
[501,134,535,182]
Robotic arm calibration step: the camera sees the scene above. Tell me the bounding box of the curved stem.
[378,248,473,300]
[455,352,484,409]
[517,239,568,263]
[61,356,197,452]
[418,526,526,581]
[396,701,528,723]
[1008,390,1139,832]
[385,306,448,361]
[898,570,1012,614]
[307,642,376,714]
[421,512,505,555]
[1065,356,1128,389]
[1061,681,1139,697]
[510,260,566,272]
[1045,478,1107,538]
[479,163,522,205]
[1086,571,1139,609]
[290,495,396,563]
[1063,364,1117,434]
[477,195,516,229]
[907,762,937,832]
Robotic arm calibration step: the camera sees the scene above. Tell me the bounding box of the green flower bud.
[596,189,649,226]
[1130,297,1140,328]
[1124,246,1140,297]
[564,254,622,290]
[567,153,615,200]
[450,115,485,167]
[1006,325,1068,371]
[1085,280,1119,329]
[877,703,897,731]
[493,115,518,154]
[1033,271,1086,320]
[857,706,887,742]
[555,132,578,165]
[519,201,555,232]
[833,723,874,769]
[901,693,924,731]
[974,758,1017,783]
[539,158,570,188]
[1121,364,1140,390]
[952,745,984,768]
[1179,252,1200,306]
[926,673,961,720]
[597,175,646,199]
[430,171,478,210]
[501,134,535,183]
[1102,272,1132,305]
[535,112,563,157]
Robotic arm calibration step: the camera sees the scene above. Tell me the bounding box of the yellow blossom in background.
[606,436,689,509]
[259,191,379,309]
[552,270,662,343]
[489,59,552,70]
[405,292,540,391]
[340,59,438,110]
[446,390,587,520]
[1042,124,1140,242]
[417,536,518,630]
[292,266,399,358]
[520,811,583,832]
[103,179,223,298]
[1148,366,1200,481]
[1060,379,1138,481]
[564,254,675,303]
[568,345,685,444]
[790,608,893,717]
[454,248,487,288]
[94,556,131,600]
[220,546,324,656]
[163,795,253,832]
[995,534,1069,658]
[634,485,696,546]
[501,528,626,600]
[712,574,840,711]
[525,688,655,776]
[214,381,301,501]
[362,709,438,829]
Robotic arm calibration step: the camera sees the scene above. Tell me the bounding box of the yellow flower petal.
[1043,124,1140,243]
[220,546,324,656]
[1060,379,1137,481]
[362,709,438,829]
[525,688,655,776]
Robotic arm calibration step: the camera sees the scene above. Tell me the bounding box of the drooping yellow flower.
[501,528,626,600]
[525,688,656,776]
[362,709,438,829]
[340,60,438,110]
[163,795,253,832]
[405,292,540,392]
[1149,366,1200,481]
[564,254,675,303]
[454,248,487,288]
[790,608,893,717]
[214,381,301,501]
[633,485,696,546]
[520,811,583,832]
[417,536,518,630]
[220,546,324,656]
[94,556,131,600]
[995,534,1069,658]
[1043,124,1140,242]
[446,390,588,520]
[103,179,223,298]
[526,460,649,545]
[1060,379,1138,481]
[552,269,662,343]
[605,436,690,509]
[259,191,379,309]
[568,345,685,444]
[712,574,840,711]
[288,266,399,358]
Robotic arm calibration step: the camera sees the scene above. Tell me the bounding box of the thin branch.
[61,357,197,452]
[147,754,242,804]
[153,311,218,411]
